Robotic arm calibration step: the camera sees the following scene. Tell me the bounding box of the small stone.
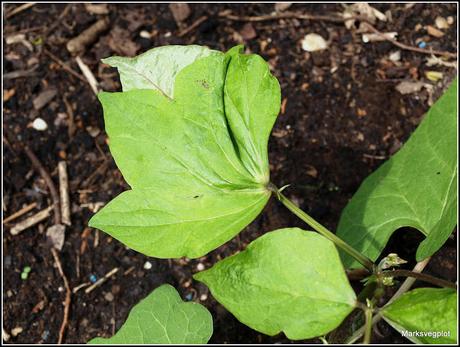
[435,16,449,29]
[104,292,114,302]
[143,261,152,270]
[240,23,257,40]
[301,33,327,52]
[274,3,292,12]
[139,30,151,39]
[86,126,101,138]
[388,50,401,62]
[447,16,454,25]
[11,327,23,337]
[46,224,66,251]
[199,294,208,301]
[58,286,64,292]
[31,118,48,131]
[7,290,13,297]
[196,263,205,271]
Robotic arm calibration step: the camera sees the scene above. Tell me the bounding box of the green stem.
[363,304,373,344]
[272,186,374,272]
[382,269,456,289]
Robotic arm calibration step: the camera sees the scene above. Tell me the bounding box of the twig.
[62,95,76,138]
[219,10,353,23]
[81,159,108,188]
[58,161,71,226]
[44,4,71,36]
[66,17,110,54]
[382,269,456,289]
[178,15,208,37]
[362,22,457,58]
[51,248,71,344]
[10,206,52,235]
[363,153,387,160]
[75,56,99,95]
[72,282,91,294]
[3,202,37,224]
[85,267,119,294]
[43,48,87,84]
[23,146,61,225]
[5,2,36,19]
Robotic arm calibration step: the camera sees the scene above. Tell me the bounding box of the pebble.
[435,16,449,29]
[301,33,327,52]
[31,118,48,131]
[104,292,114,302]
[196,263,205,271]
[11,327,23,337]
[143,261,152,270]
[58,286,64,292]
[418,41,427,49]
[199,294,208,301]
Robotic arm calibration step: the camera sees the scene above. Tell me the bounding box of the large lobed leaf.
[89,284,213,344]
[194,228,357,340]
[381,287,457,344]
[90,46,281,258]
[337,79,457,268]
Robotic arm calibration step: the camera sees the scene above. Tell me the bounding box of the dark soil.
[3,3,457,344]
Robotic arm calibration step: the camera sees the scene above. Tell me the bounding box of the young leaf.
[194,228,357,340]
[89,46,280,258]
[337,79,457,268]
[88,284,213,344]
[381,287,457,344]
[102,45,219,98]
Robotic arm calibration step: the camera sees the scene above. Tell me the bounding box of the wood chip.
[275,3,292,12]
[395,81,425,95]
[33,88,57,110]
[10,206,53,235]
[46,224,66,251]
[84,3,109,15]
[426,25,444,38]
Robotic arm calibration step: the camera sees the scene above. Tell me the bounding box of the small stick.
[23,146,61,225]
[178,15,208,37]
[72,282,91,294]
[62,95,76,138]
[3,202,37,224]
[219,10,352,23]
[123,266,135,276]
[43,48,87,84]
[362,22,457,58]
[363,153,387,160]
[85,267,119,294]
[81,160,108,188]
[51,248,71,344]
[58,161,71,226]
[66,17,110,54]
[10,206,52,235]
[382,269,456,289]
[75,56,99,95]
[5,2,36,19]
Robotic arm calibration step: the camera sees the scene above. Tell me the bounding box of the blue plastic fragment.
[89,274,97,283]
[185,293,193,301]
[418,41,427,49]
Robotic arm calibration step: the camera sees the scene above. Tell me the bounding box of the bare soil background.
[3,3,457,344]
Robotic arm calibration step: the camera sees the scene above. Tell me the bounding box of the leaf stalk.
[269,183,375,272]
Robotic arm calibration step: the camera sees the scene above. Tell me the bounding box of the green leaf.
[381,287,457,344]
[337,79,457,268]
[102,45,219,98]
[90,46,280,258]
[194,228,357,340]
[88,284,213,344]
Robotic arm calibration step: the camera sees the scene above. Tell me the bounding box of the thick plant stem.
[273,188,374,272]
